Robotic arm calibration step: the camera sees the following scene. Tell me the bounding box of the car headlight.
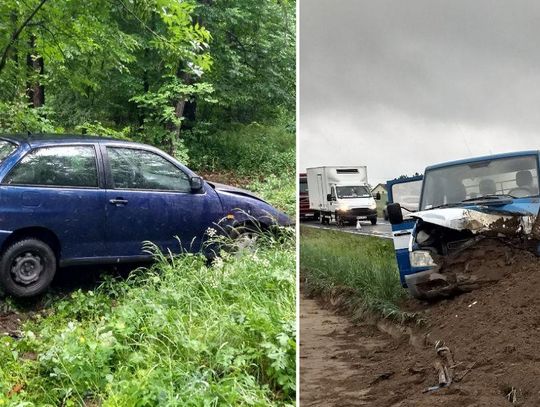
[409,250,435,267]
[369,201,377,210]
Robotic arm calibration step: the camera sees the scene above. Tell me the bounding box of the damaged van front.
[387,151,540,299]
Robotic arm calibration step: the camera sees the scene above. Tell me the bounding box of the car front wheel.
[0,238,57,297]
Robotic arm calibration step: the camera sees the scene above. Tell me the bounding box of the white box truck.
[306,166,378,225]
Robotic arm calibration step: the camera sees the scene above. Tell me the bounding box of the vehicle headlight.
[369,201,377,210]
[338,205,350,212]
[409,250,435,267]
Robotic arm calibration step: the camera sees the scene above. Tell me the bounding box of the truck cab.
[327,184,378,225]
[387,151,540,299]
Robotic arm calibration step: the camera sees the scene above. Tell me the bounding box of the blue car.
[387,151,540,298]
[0,134,291,297]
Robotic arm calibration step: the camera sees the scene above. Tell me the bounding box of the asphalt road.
[300,217,392,239]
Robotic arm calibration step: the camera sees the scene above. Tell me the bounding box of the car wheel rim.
[236,232,258,250]
[11,251,44,286]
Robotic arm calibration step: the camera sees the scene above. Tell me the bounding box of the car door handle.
[109,198,128,206]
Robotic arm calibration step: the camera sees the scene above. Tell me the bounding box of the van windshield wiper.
[460,193,516,203]
[425,194,516,210]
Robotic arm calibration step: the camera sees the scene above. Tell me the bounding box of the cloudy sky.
[299,0,540,185]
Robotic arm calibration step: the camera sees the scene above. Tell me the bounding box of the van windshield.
[420,154,539,210]
[336,185,371,199]
[0,141,16,162]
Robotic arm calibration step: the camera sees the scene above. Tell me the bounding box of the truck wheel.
[0,238,57,297]
[336,214,343,227]
[370,217,377,225]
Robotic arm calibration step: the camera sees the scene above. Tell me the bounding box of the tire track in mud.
[299,289,535,407]
[300,294,395,406]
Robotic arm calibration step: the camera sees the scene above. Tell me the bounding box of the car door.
[387,176,423,286]
[102,145,222,257]
[1,144,107,261]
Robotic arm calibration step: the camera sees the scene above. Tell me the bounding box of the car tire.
[370,217,377,225]
[0,238,57,298]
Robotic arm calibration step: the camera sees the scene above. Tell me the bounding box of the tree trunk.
[26,35,44,107]
[0,0,49,73]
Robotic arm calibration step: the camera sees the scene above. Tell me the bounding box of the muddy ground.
[301,239,540,406]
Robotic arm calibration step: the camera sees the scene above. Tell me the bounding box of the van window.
[5,145,98,188]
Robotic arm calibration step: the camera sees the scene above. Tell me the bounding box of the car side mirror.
[375,192,381,200]
[190,176,204,192]
[387,203,403,225]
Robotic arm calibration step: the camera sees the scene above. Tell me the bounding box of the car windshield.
[420,154,539,210]
[299,180,308,193]
[336,185,371,199]
[0,140,16,162]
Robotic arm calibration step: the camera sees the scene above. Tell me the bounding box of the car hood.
[207,181,267,204]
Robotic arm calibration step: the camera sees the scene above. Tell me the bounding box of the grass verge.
[300,226,414,322]
[0,237,295,406]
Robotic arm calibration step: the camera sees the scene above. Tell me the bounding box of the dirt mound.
[372,240,540,406]
[301,239,540,406]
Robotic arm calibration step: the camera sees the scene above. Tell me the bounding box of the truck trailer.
[306,166,378,225]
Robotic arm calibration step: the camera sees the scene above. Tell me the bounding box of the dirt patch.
[0,311,23,336]
[198,170,258,188]
[301,239,540,406]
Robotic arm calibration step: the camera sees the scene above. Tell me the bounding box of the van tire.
[0,238,57,297]
[370,217,377,225]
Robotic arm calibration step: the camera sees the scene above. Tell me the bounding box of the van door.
[387,176,423,286]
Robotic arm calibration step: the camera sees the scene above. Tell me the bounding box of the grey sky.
[299,0,540,185]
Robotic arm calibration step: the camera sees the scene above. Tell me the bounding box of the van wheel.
[370,217,377,225]
[0,239,57,297]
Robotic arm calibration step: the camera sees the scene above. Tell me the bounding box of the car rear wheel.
[0,238,57,297]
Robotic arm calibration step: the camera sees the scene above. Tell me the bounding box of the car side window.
[5,145,98,188]
[107,147,191,192]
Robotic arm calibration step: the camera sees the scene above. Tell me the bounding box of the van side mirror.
[387,203,403,225]
[375,192,381,200]
[326,193,333,202]
[190,176,204,192]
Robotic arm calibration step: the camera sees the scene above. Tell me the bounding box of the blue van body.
[389,151,540,298]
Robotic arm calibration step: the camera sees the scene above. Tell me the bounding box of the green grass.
[0,239,295,406]
[248,172,295,217]
[300,226,413,321]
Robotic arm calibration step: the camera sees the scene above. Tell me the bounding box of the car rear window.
[5,145,98,188]
[0,140,16,162]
